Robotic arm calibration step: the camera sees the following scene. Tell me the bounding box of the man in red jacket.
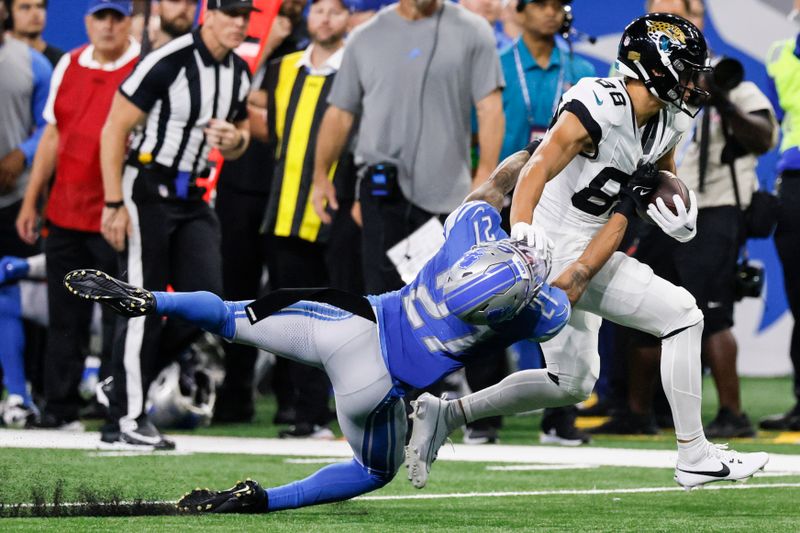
[16,0,140,429]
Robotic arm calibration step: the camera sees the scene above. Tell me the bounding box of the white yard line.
[9,482,800,509]
[485,464,597,471]
[3,429,800,473]
[356,482,800,501]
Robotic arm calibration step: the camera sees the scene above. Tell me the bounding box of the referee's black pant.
[111,166,223,428]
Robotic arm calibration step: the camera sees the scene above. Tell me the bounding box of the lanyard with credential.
[513,39,566,128]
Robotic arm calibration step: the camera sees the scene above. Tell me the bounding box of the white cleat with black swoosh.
[674,443,768,489]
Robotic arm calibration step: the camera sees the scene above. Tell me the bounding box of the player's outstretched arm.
[464,148,532,211]
[551,212,628,305]
[509,111,595,226]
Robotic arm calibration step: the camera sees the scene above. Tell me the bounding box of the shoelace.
[707,442,739,463]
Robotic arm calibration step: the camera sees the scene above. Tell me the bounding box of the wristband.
[614,195,637,220]
[105,200,124,209]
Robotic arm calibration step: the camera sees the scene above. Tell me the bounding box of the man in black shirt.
[3,0,63,66]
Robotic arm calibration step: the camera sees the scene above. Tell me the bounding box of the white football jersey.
[534,77,693,237]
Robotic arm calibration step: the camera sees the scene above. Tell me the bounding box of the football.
[637,170,691,223]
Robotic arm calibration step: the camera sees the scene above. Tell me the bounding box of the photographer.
[592,3,778,439]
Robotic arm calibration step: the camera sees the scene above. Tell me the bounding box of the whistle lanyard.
[513,39,566,129]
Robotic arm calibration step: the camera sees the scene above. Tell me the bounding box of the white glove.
[510,221,554,256]
[647,191,698,243]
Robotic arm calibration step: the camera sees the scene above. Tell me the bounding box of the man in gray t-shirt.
[0,1,51,257]
[312,0,504,293]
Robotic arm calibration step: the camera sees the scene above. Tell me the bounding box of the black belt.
[245,288,376,325]
[127,151,209,200]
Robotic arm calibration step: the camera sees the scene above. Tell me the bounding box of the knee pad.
[660,286,704,338]
[549,364,597,403]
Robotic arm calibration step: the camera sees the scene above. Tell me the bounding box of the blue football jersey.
[368,201,571,390]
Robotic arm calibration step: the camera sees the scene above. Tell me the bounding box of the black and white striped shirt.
[120,29,251,175]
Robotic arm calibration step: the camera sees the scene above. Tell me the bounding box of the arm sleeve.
[470,20,505,102]
[442,201,506,260]
[263,59,280,145]
[119,58,173,113]
[42,52,69,125]
[529,285,571,342]
[327,40,363,114]
[19,50,53,165]
[558,77,626,155]
[231,68,252,123]
[731,81,780,150]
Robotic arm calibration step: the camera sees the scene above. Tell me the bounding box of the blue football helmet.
[443,239,551,325]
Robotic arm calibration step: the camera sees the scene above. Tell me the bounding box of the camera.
[711,56,744,91]
[734,260,764,301]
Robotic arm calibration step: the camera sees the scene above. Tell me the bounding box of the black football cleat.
[177,479,268,514]
[64,269,155,318]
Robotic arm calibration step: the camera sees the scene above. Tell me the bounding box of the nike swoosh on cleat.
[593,91,604,105]
[677,462,730,477]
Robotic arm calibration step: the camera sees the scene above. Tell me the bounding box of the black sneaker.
[177,479,268,514]
[120,416,176,450]
[30,411,85,431]
[704,407,756,439]
[588,411,659,435]
[100,420,120,444]
[64,269,155,318]
[759,403,800,431]
[539,407,591,446]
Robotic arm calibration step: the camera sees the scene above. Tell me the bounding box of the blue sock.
[152,291,245,340]
[0,285,31,403]
[266,459,391,511]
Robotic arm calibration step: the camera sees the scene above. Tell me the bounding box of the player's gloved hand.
[0,256,29,286]
[510,221,553,256]
[616,163,659,219]
[648,190,698,243]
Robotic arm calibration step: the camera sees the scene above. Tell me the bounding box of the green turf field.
[1,376,799,531]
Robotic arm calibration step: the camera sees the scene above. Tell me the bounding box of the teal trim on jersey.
[499,40,596,160]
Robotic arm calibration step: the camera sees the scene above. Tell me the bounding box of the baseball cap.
[206,0,263,12]
[338,0,393,12]
[86,0,132,16]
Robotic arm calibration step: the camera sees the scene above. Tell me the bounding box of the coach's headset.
[516,0,573,39]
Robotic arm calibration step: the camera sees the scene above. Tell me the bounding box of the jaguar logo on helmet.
[646,20,687,51]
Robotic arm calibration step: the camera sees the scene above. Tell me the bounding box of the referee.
[99,0,256,449]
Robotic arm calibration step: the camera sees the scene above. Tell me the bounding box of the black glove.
[615,162,659,220]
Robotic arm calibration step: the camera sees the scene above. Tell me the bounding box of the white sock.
[660,320,706,461]
[446,369,573,431]
[677,436,708,465]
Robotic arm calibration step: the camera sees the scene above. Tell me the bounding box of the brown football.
[637,170,691,223]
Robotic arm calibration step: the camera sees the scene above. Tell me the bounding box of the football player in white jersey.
[406,13,769,491]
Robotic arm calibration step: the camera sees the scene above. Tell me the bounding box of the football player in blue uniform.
[63,140,645,513]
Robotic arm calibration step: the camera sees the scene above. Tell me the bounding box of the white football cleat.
[405,393,452,489]
[674,442,769,489]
